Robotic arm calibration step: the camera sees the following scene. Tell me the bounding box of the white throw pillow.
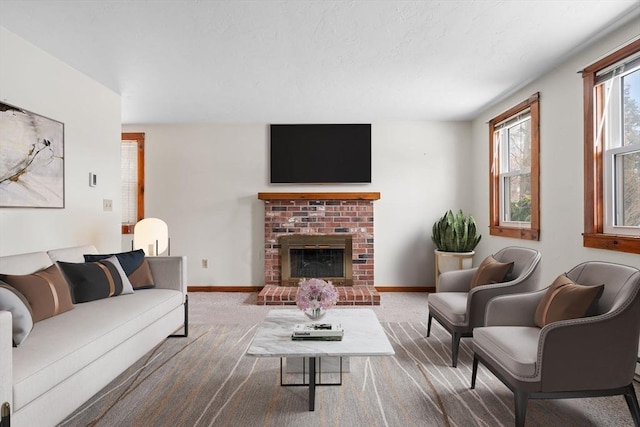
[0,281,34,346]
[101,256,135,295]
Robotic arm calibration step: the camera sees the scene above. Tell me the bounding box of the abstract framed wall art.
[0,102,64,208]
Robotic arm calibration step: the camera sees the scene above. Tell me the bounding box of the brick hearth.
[257,192,381,306]
[257,285,380,306]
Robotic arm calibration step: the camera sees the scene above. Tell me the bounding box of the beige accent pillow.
[0,264,74,322]
[534,274,604,328]
[470,255,514,288]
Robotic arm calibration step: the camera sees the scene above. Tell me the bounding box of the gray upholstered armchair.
[471,261,640,427]
[427,246,542,367]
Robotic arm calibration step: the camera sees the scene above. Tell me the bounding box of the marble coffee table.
[246,308,394,411]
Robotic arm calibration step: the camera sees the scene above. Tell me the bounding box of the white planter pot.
[434,249,475,292]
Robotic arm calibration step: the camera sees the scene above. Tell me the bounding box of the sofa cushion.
[470,255,514,288]
[0,264,74,322]
[47,245,98,263]
[84,250,155,289]
[428,292,468,325]
[0,281,33,346]
[58,260,128,303]
[11,288,183,412]
[0,251,52,275]
[473,326,541,378]
[534,274,604,328]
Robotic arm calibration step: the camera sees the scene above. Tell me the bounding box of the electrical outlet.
[103,199,113,211]
[202,259,208,268]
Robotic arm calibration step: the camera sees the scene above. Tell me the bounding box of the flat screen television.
[270,124,371,183]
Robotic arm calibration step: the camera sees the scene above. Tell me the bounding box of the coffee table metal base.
[280,357,343,411]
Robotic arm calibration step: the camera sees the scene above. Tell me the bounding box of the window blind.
[121,141,138,225]
[596,51,640,84]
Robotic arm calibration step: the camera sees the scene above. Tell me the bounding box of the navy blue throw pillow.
[84,249,145,276]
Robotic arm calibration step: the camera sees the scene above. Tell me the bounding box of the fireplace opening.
[290,248,344,278]
[280,235,353,286]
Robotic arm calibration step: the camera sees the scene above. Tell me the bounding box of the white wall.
[122,121,472,286]
[469,19,640,287]
[0,27,122,256]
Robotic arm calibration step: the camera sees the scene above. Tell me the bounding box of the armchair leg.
[451,332,461,367]
[623,383,640,427]
[471,354,478,389]
[514,390,528,427]
[427,314,432,337]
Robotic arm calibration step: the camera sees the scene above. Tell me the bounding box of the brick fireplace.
[257,192,380,305]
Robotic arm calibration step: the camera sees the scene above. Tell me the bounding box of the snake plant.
[431,209,481,252]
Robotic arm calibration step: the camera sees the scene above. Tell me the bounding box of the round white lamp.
[134,218,169,256]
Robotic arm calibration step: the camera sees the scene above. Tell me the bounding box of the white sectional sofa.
[0,245,188,427]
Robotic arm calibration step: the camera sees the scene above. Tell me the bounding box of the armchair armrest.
[484,289,547,326]
[438,268,477,292]
[539,300,640,391]
[146,256,187,296]
[0,311,12,421]
[467,279,545,328]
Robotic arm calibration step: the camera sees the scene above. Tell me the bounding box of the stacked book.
[291,323,344,341]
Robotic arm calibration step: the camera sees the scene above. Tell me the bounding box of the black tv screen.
[270,124,371,183]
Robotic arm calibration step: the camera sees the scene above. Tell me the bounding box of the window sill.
[583,233,640,254]
[489,226,539,241]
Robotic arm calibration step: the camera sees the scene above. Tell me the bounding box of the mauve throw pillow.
[84,249,155,289]
[58,260,125,303]
[127,259,155,289]
[0,264,74,322]
[470,255,514,288]
[0,282,34,346]
[534,274,605,328]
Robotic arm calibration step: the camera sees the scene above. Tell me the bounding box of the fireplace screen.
[279,235,353,286]
[290,248,344,278]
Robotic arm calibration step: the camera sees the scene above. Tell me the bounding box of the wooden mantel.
[258,192,380,201]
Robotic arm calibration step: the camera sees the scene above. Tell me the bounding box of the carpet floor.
[57,295,638,426]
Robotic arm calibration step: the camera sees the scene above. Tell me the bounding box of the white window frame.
[495,111,532,228]
[598,57,640,237]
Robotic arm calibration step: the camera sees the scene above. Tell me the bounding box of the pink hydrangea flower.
[295,278,338,311]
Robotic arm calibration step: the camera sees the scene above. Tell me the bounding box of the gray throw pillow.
[0,281,34,346]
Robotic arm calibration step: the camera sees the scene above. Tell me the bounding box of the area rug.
[58,321,636,427]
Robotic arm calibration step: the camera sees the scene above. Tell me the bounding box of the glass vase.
[305,307,326,320]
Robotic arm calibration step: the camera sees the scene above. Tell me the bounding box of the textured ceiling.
[0,0,639,124]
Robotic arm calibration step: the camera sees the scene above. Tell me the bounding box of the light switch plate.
[103,199,113,211]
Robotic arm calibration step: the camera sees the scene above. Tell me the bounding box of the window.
[121,132,144,234]
[583,39,640,254]
[489,93,540,240]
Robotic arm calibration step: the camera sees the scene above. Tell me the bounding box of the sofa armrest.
[484,289,547,327]
[0,311,12,421]
[438,268,476,292]
[146,256,187,296]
